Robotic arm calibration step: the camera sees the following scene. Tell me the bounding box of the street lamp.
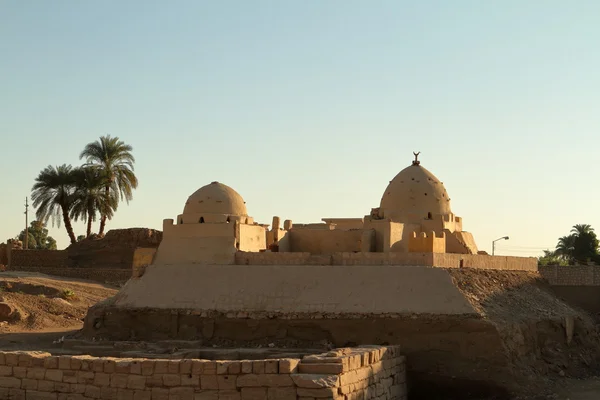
[492,236,509,256]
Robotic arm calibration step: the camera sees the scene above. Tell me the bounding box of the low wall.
[0,346,406,400]
[9,250,68,268]
[6,266,130,285]
[539,265,600,286]
[235,251,537,271]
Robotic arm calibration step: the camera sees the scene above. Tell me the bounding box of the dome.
[183,181,248,216]
[379,159,452,223]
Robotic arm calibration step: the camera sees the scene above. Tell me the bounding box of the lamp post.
[492,236,509,256]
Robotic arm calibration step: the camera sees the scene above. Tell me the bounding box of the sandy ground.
[0,271,117,334]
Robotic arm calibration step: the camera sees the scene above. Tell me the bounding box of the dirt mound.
[449,269,600,394]
[0,271,117,333]
[65,228,162,269]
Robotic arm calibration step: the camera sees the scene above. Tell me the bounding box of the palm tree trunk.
[61,204,77,244]
[86,215,93,237]
[98,185,110,236]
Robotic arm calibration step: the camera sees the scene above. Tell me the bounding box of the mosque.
[154,152,480,266]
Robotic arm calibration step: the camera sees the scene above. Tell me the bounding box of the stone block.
[27,367,46,380]
[264,360,278,374]
[241,387,267,400]
[127,375,146,390]
[267,387,296,400]
[180,374,200,386]
[168,360,180,374]
[228,362,242,375]
[170,386,194,400]
[195,390,219,400]
[117,388,134,400]
[236,374,293,387]
[278,359,299,374]
[130,360,143,375]
[219,390,241,400]
[252,361,265,374]
[13,367,26,378]
[162,374,181,387]
[4,353,19,366]
[299,364,344,374]
[141,360,155,376]
[37,380,55,392]
[77,371,95,384]
[216,361,229,375]
[201,375,218,390]
[0,376,21,389]
[240,361,253,374]
[291,374,340,388]
[296,387,338,398]
[111,373,129,389]
[0,366,12,376]
[103,359,116,374]
[84,385,101,398]
[217,375,237,390]
[154,360,170,374]
[44,357,59,369]
[45,369,63,382]
[133,390,152,400]
[62,370,77,384]
[152,387,170,400]
[180,360,193,375]
[94,372,111,387]
[101,386,118,400]
[23,390,57,400]
[20,378,38,390]
[58,357,71,370]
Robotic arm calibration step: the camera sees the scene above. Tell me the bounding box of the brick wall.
[539,265,600,286]
[9,250,68,268]
[0,345,406,400]
[6,266,131,285]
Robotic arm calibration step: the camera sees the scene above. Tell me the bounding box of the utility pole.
[24,197,29,250]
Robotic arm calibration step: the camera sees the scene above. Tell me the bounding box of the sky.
[1,1,599,256]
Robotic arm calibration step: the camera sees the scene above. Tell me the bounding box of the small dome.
[183,181,248,216]
[379,162,451,223]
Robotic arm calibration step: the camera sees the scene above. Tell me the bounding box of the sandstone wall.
[9,250,68,268]
[0,346,406,400]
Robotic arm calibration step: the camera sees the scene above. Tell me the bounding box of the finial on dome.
[412,151,421,166]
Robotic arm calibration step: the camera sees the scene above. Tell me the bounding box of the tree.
[31,164,78,244]
[555,235,576,262]
[16,220,57,250]
[538,249,568,266]
[79,135,138,235]
[571,225,599,263]
[70,166,116,237]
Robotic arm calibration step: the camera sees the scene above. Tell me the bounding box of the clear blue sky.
[1,1,598,256]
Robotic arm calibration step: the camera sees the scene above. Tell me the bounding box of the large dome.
[379,161,451,223]
[183,181,248,216]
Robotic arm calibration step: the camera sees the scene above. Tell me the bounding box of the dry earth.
[0,271,117,335]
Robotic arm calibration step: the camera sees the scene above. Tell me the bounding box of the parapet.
[408,231,446,253]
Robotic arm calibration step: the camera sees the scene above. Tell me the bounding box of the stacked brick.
[0,345,406,400]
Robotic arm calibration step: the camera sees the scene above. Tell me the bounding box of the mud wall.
[0,346,406,400]
[66,228,162,269]
[539,265,600,286]
[9,249,68,268]
[234,251,537,270]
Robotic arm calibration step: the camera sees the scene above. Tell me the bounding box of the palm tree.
[79,135,138,235]
[571,224,594,236]
[30,164,78,244]
[70,167,117,237]
[555,235,576,261]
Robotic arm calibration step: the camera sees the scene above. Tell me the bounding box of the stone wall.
[539,265,600,286]
[235,251,538,271]
[0,243,8,267]
[7,266,131,285]
[9,250,68,268]
[0,346,406,400]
